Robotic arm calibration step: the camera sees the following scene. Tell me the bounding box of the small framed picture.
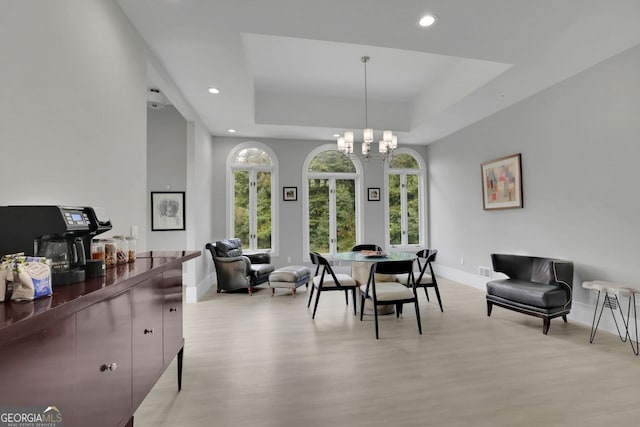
[151,191,186,231]
[368,187,381,201]
[283,186,298,201]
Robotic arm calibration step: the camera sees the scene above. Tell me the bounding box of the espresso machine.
[0,206,112,285]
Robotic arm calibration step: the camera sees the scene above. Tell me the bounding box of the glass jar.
[125,236,136,263]
[103,239,117,268]
[91,239,105,260]
[113,235,128,265]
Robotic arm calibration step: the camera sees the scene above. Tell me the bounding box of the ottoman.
[269,265,311,297]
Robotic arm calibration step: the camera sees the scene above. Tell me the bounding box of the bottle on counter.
[91,239,105,260]
[112,236,128,265]
[103,238,117,268]
[125,236,136,263]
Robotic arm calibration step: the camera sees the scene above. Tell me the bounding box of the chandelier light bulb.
[363,128,374,143]
[345,131,354,144]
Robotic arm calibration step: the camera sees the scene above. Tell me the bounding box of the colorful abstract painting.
[481,153,522,210]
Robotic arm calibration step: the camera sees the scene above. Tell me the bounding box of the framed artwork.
[481,153,523,210]
[283,186,297,201]
[368,187,381,202]
[151,191,186,231]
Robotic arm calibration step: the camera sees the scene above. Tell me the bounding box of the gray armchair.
[205,239,274,295]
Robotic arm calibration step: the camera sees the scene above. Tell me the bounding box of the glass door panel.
[308,178,330,253]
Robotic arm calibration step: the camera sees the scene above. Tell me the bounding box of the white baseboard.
[185,272,215,303]
[433,264,635,338]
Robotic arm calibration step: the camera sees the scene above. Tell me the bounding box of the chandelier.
[336,56,398,161]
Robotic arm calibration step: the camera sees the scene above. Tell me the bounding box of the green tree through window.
[230,145,275,251]
[307,149,358,255]
[387,152,423,247]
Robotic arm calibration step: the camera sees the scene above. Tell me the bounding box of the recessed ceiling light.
[208,87,220,94]
[418,14,437,27]
[332,133,340,138]
[227,128,237,133]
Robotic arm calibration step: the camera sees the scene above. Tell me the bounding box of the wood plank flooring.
[135,278,640,427]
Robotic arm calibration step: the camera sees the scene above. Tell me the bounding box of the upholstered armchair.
[205,239,274,295]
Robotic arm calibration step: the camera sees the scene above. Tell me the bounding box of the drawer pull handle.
[101,363,117,372]
[144,328,154,335]
[169,308,177,312]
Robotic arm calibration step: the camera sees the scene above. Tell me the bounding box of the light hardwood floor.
[135,278,640,427]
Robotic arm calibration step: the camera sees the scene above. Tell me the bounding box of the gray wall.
[0,1,212,301]
[147,106,187,250]
[0,0,148,243]
[427,44,640,323]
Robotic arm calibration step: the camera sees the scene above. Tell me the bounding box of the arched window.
[303,145,362,257]
[385,149,426,249]
[227,142,278,253]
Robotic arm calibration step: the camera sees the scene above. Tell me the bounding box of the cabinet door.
[75,291,132,427]
[131,276,164,408]
[0,314,75,422]
[162,267,183,364]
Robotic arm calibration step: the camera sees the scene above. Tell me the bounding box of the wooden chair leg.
[414,300,422,335]
[543,317,551,335]
[307,286,315,307]
[433,285,444,312]
[312,290,322,319]
[352,289,357,315]
[487,301,493,316]
[562,314,568,322]
[374,303,380,339]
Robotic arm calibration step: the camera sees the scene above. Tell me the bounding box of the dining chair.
[352,244,383,252]
[308,252,358,319]
[360,259,422,339]
[396,249,443,312]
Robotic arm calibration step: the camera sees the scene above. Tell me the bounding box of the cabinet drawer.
[75,291,132,427]
[162,267,183,364]
[131,276,164,407]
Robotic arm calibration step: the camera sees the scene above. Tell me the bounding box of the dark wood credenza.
[0,250,200,427]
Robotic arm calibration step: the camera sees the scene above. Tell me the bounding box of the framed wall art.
[283,186,297,201]
[151,191,186,231]
[481,153,523,210]
[368,187,381,202]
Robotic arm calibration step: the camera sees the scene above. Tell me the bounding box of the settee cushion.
[487,278,569,309]
[250,263,275,279]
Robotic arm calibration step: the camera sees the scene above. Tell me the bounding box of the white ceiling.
[117,0,640,145]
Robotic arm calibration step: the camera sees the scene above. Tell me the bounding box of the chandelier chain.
[362,55,369,129]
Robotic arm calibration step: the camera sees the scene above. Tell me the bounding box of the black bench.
[486,254,574,334]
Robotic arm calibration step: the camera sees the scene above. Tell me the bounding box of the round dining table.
[334,251,416,315]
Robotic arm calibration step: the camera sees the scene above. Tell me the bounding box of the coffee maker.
[0,206,112,285]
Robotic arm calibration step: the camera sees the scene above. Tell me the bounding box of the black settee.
[205,239,274,295]
[486,254,574,334]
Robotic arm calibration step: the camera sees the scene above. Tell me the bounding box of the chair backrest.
[309,251,344,288]
[491,254,574,289]
[368,260,415,288]
[415,249,437,283]
[352,244,383,252]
